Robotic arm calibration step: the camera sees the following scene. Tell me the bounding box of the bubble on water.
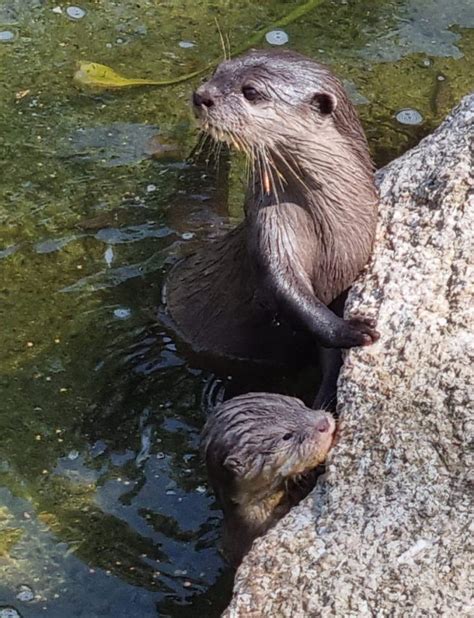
[66,6,86,20]
[0,31,15,42]
[113,307,131,320]
[174,569,187,576]
[67,450,79,461]
[104,246,114,267]
[195,485,206,494]
[395,108,423,125]
[265,30,289,46]
[181,232,194,240]
[179,40,195,48]
[15,585,34,603]
[146,184,157,193]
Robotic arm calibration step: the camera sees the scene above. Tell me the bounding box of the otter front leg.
[265,274,379,349]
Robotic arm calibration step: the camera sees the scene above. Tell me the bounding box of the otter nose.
[315,417,330,433]
[193,91,214,108]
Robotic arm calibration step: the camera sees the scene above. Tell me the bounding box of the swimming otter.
[164,49,379,369]
[202,393,335,566]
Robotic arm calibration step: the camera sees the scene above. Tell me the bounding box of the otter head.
[192,49,361,160]
[202,392,335,505]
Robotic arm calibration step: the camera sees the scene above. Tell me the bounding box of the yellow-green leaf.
[74,61,208,90]
[74,62,162,89]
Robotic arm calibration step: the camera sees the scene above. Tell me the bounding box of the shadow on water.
[0,1,472,616]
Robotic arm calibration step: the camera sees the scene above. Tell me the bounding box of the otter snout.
[311,413,336,464]
[192,90,214,109]
[315,416,331,433]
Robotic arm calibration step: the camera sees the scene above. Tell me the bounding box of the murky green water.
[0,1,472,616]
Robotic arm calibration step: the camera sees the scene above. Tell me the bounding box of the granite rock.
[224,94,473,617]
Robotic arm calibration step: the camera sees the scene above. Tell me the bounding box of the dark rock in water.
[94,223,170,244]
[15,585,34,602]
[0,245,18,259]
[75,211,119,231]
[34,236,77,254]
[64,123,170,167]
[225,95,473,617]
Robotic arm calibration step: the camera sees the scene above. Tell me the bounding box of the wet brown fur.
[202,393,335,566]
[164,49,379,366]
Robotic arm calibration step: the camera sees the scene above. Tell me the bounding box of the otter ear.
[311,92,337,115]
[223,454,246,478]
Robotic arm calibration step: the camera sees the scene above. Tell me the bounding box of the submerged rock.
[0,608,22,618]
[15,585,34,602]
[65,124,165,167]
[225,94,473,616]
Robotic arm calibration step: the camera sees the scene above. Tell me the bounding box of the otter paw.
[342,316,380,347]
[321,316,379,348]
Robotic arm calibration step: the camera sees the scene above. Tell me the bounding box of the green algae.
[0,528,23,557]
[0,508,23,557]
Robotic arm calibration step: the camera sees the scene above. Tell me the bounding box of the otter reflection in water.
[165,48,379,388]
[202,393,335,566]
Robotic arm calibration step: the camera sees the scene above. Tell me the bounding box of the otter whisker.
[254,147,267,200]
[266,149,286,194]
[215,140,226,176]
[241,145,255,188]
[230,131,249,157]
[254,147,268,196]
[260,145,281,204]
[190,131,211,163]
[226,132,240,151]
[273,147,313,196]
[247,144,257,191]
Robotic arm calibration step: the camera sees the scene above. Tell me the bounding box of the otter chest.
[246,201,358,304]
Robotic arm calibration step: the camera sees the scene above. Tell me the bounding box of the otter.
[164,49,379,377]
[202,393,335,566]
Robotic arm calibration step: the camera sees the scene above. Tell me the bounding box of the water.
[0,1,472,616]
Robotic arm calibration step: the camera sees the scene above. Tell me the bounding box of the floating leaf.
[74,61,162,89]
[74,61,208,90]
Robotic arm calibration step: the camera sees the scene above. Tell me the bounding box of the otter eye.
[282,432,293,441]
[242,85,260,101]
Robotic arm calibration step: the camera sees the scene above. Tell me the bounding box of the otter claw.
[346,316,380,347]
[321,315,379,349]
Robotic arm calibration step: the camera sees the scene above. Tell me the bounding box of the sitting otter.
[164,49,379,373]
[202,393,335,566]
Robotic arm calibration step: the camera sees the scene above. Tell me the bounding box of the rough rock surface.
[224,95,473,617]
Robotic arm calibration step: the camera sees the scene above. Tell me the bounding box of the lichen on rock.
[224,94,473,617]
